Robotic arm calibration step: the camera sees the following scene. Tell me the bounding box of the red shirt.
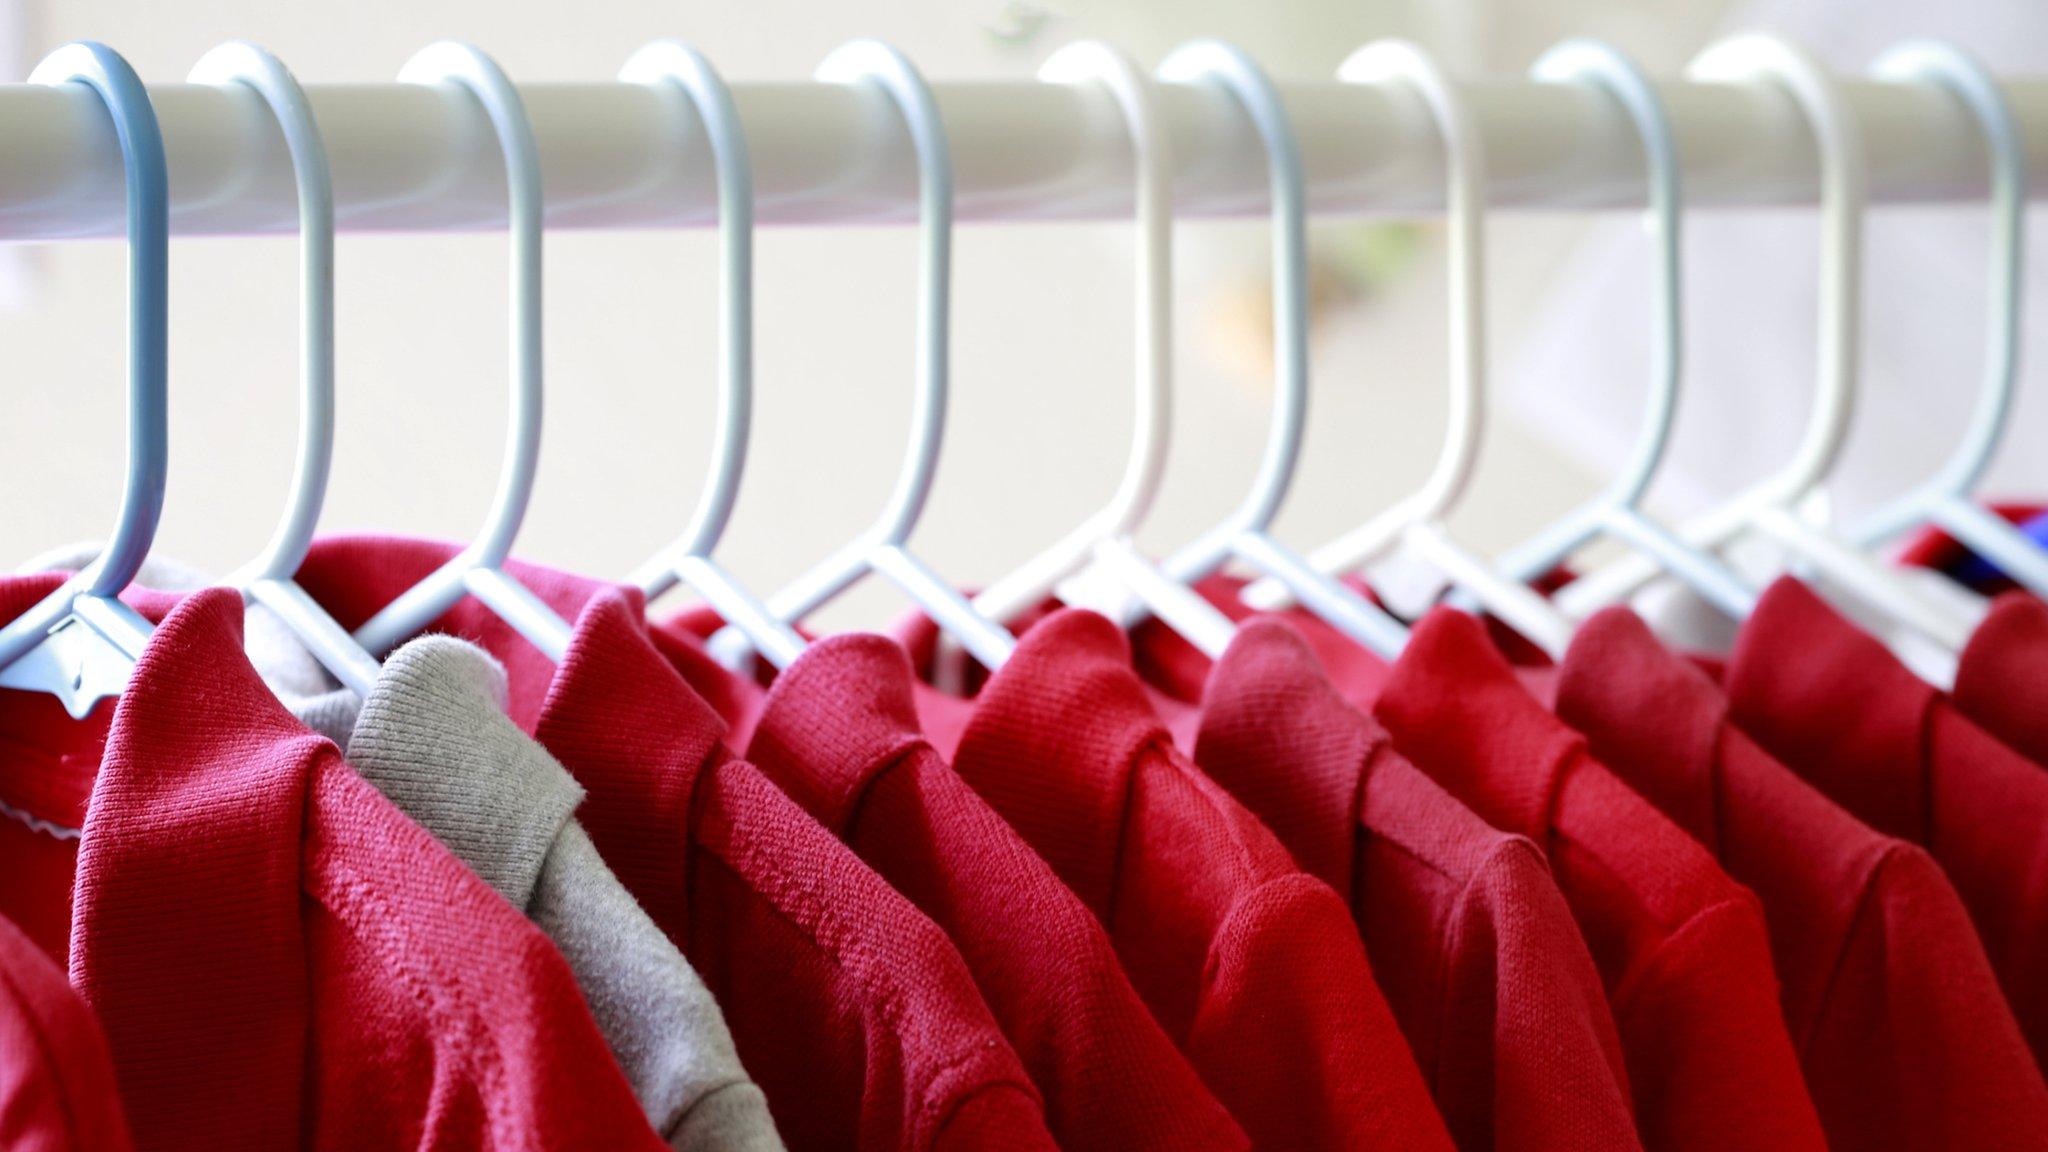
[1953,592,2048,768]
[295,537,1061,1150]
[1193,618,1640,1152]
[1366,609,1824,1152]
[746,633,1249,1151]
[0,911,131,1152]
[936,608,1455,1151]
[1557,605,2048,1149]
[0,581,664,1151]
[1724,576,2048,1071]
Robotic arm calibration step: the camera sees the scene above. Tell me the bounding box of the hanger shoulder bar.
[3,74,2047,239]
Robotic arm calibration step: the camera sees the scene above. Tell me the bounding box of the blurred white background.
[4,0,2044,630]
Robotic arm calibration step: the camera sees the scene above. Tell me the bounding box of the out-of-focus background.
[5,0,2046,629]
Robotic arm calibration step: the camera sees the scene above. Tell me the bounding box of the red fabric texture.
[0,911,131,1152]
[938,608,1456,1151]
[0,581,665,1151]
[1364,609,1825,1152]
[1192,619,1640,1152]
[746,633,1250,1151]
[1557,605,2048,1150]
[1953,592,2048,768]
[1724,577,2048,1072]
[294,537,1061,1151]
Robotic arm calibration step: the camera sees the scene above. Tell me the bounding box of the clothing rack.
[6,71,2048,240]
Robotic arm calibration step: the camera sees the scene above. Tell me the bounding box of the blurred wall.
[4,0,1736,629]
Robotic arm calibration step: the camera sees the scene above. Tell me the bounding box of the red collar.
[1554,607,1728,852]
[1373,607,1579,842]
[1194,618,1380,899]
[1725,577,1936,844]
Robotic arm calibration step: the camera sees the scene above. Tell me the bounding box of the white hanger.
[1845,43,2048,596]
[350,42,576,661]
[1235,39,1582,659]
[618,41,809,670]
[705,40,1017,673]
[1439,39,1758,620]
[191,42,383,700]
[1552,34,1975,666]
[0,43,168,718]
[962,40,1238,658]
[1139,39,1410,659]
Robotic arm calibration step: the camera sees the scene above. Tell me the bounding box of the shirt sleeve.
[1188,872,1455,1151]
[1438,839,1643,1152]
[1801,846,2048,1151]
[1608,895,1826,1151]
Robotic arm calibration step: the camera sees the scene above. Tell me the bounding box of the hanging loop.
[190,41,383,697]
[350,41,573,660]
[961,40,1237,658]
[190,41,336,585]
[1848,44,2041,566]
[619,40,808,669]
[1146,39,1411,658]
[0,42,170,713]
[707,39,1017,673]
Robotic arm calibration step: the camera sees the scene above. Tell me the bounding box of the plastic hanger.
[350,42,575,661]
[705,40,1017,674]
[1436,39,1758,619]
[1551,34,1975,661]
[1844,43,2048,596]
[617,41,809,670]
[961,40,1237,658]
[0,43,168,718]
[1137,39,1410,659]
[190,42,382,700]
[1233,39,1582,659]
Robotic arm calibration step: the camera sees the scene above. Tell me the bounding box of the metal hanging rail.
[1,72,2046,239]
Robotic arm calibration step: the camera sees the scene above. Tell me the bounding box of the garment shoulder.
[1805,843,2048,1147]
[1199,872,1457,1152]
[694,759,1052,1134]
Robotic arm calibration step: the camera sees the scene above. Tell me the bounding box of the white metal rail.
[1,73,2046,239]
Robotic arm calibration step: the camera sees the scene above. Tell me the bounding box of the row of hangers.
[0,31,2032,722]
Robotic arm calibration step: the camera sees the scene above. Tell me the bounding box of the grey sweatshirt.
[23,546,783,1152]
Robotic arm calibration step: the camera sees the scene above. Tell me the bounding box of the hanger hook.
[189,42,335,585]
[1687,34,1863,504]
[1874,42,2025,502]
[1529,39,1682,511]
[351,41,573,659]
[35,43,170,604]
[1041,40,1172,542]
[707,40,1017,673]
[1155,40,1309,537]
[618,40,809,670]
[0,42,170,708]
[964,40,1184,621]
[819,39,952,548]
[1336,39,1486,522]
[620,41,752,564]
